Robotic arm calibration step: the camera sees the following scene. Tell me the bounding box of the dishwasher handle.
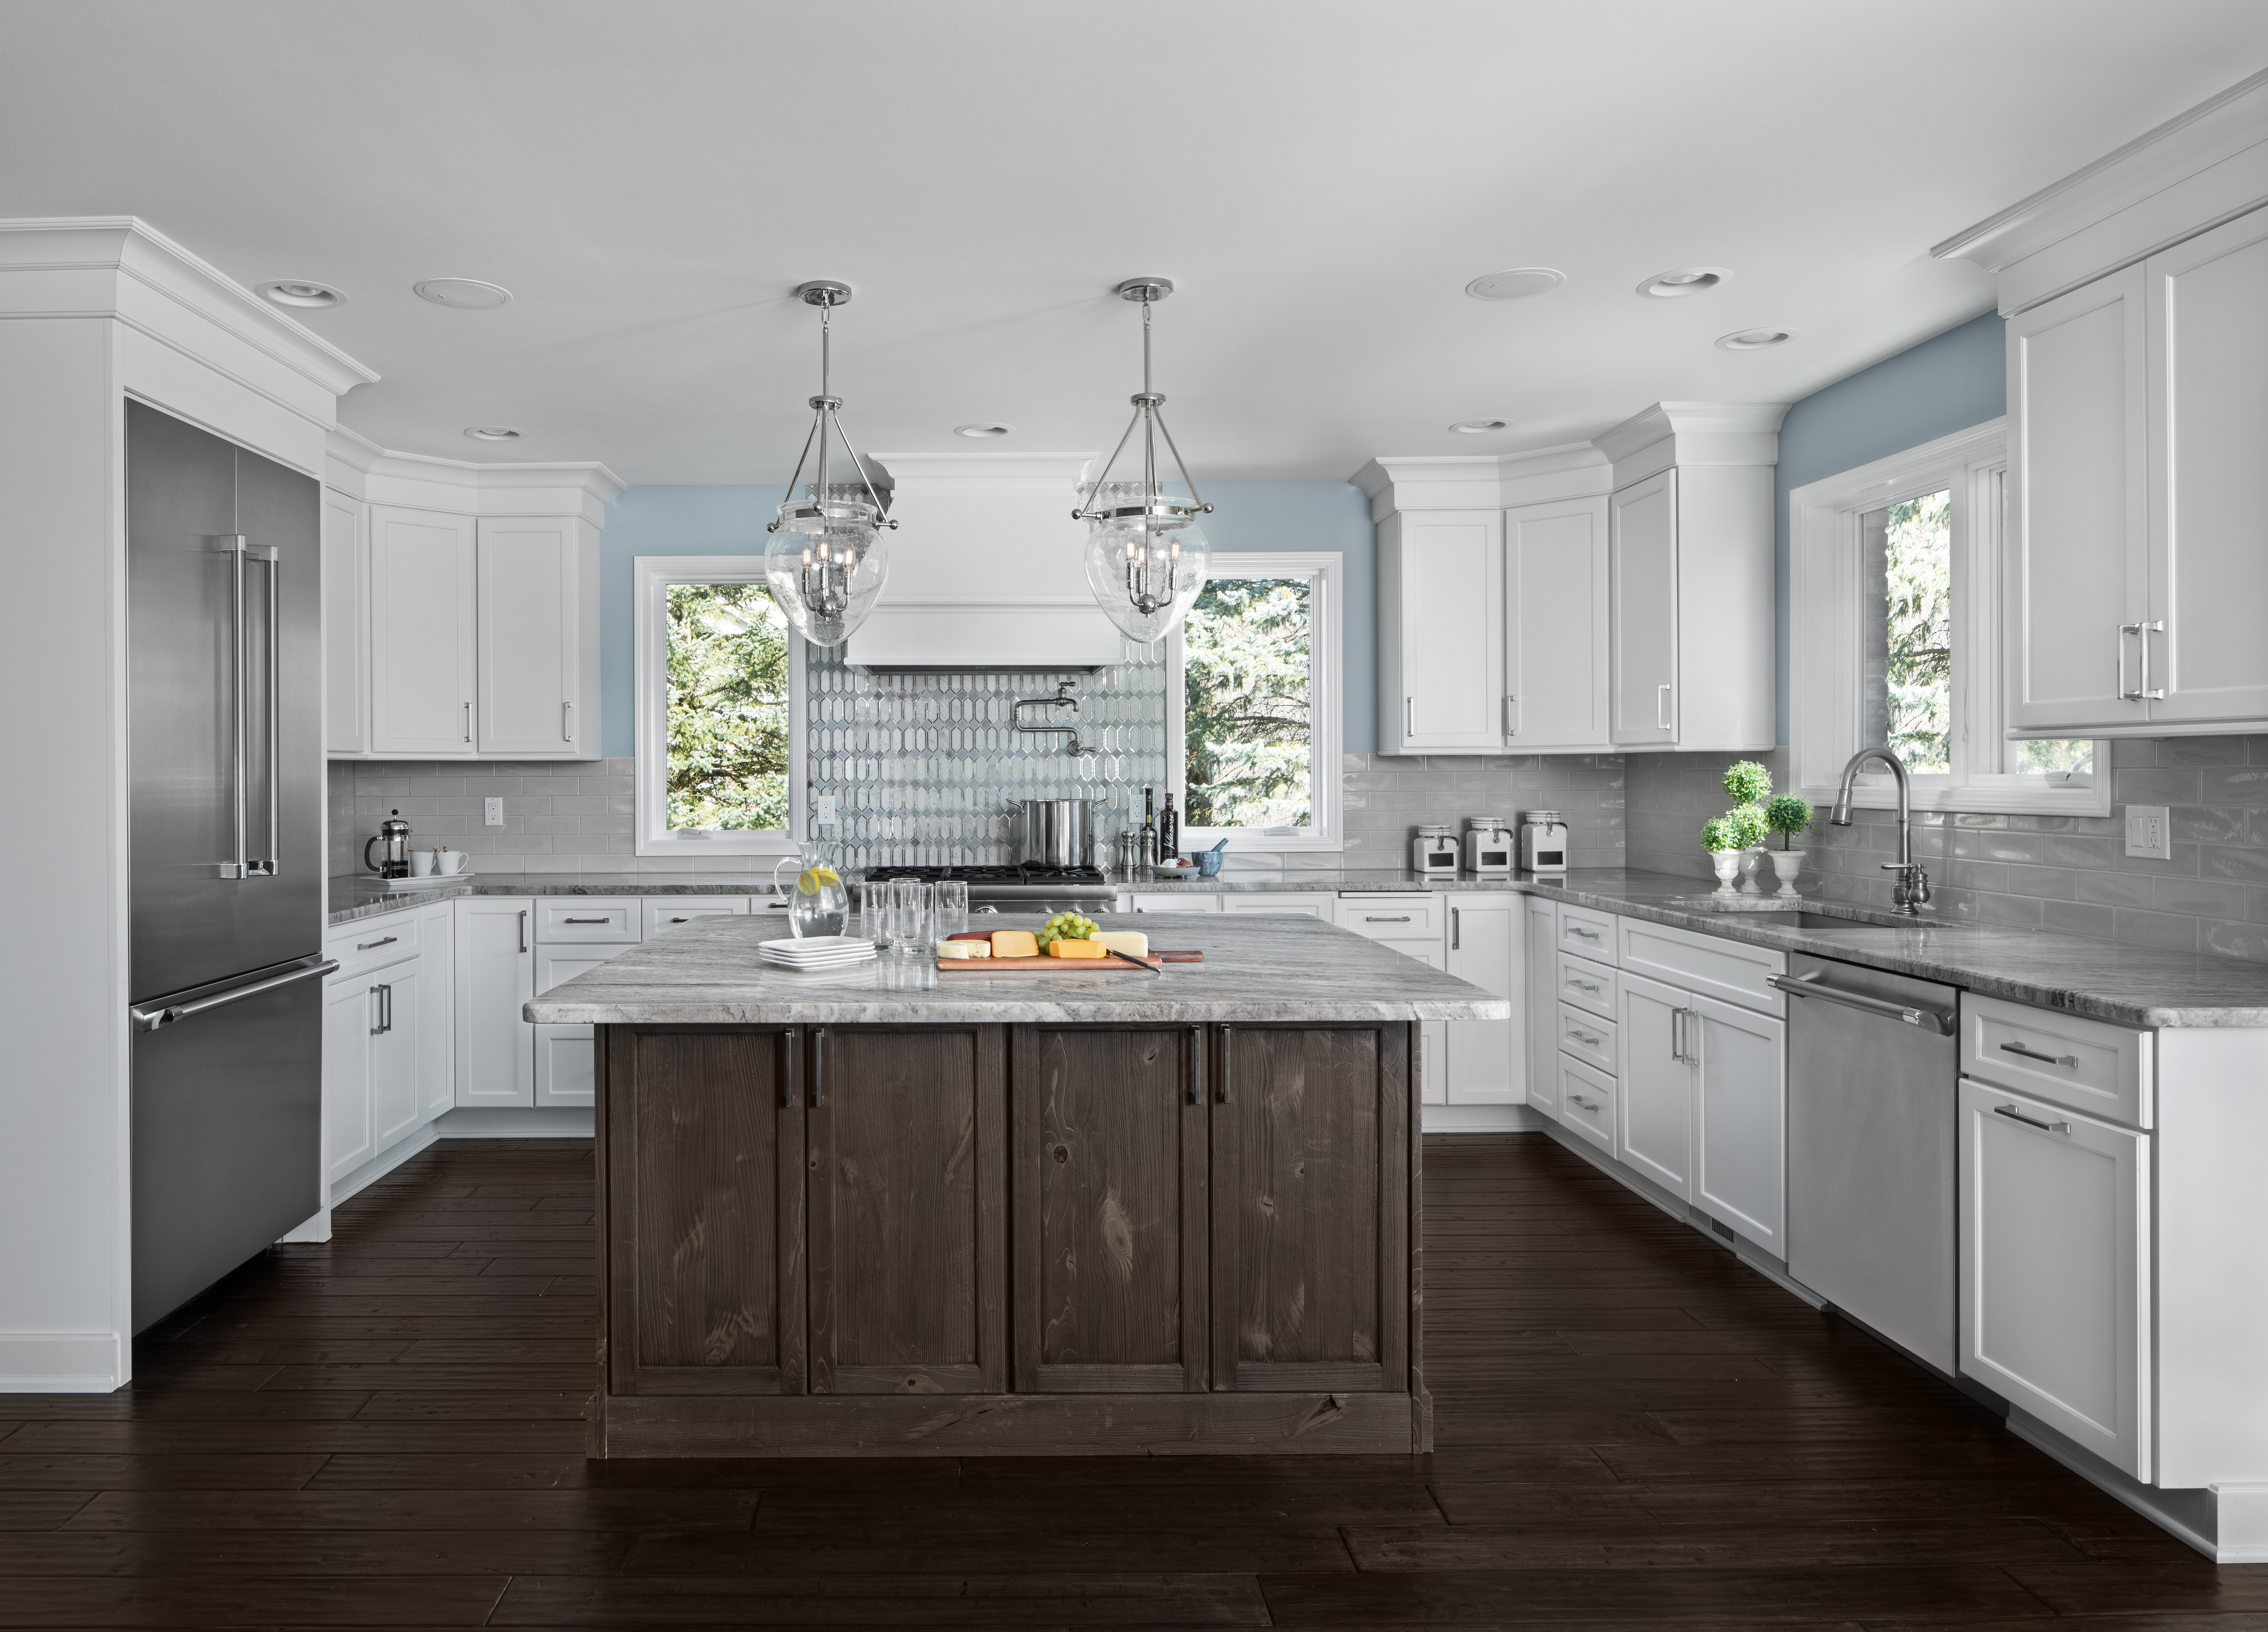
[1767,970,1954,1035]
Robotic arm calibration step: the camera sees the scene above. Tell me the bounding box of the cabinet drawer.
[1556,951,1618,1020]
[534,899,640,944]
[641,898,750,938]
[1617,914,1786,1017]
[1558,1056,1616,1153]
[1961,993,2151,1129]
[327,911,420,977]
[1337,895,1441,939]
[1557,1003,1617,1075]
[1221,893,1329,917]
[1132,892,1221,912]
[1555,903,1617,963]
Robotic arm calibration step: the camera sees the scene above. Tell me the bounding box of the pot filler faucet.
[1829,747,1932,915]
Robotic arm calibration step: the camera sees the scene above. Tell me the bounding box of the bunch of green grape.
[1037,911,1099,950]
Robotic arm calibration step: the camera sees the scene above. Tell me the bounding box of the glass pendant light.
[764,280,894,647]
[1074,277,1212,643]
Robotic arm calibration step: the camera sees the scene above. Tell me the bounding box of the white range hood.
[845,451,1130,672]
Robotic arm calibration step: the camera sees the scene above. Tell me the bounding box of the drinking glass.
[888,879,932,955]
[934,880,969,940]
[854,881,888,949]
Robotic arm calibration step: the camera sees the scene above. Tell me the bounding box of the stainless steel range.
[860,863,1117,915]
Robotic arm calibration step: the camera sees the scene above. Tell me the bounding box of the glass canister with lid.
[1463,815,1515,875]
[1412,825,1462,877]
[1519,811,1570,874]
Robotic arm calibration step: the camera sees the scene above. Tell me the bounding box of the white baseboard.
[1423,1102,1545,1133]
[432,1107,593,1138]
[0,1332,121,1393]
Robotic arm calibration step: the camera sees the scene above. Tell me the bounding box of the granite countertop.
[328,872,788,926]
[522,912,1512,1027]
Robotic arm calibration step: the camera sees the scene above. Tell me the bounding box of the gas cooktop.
[860,862,1114,903]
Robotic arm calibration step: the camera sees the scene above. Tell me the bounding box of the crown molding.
[326,425,624,521]
[1351,441,1612,519]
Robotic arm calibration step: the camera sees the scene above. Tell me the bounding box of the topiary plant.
[1723,760,1773,806]
[1764,794,1813,850]
[1701,816,1738,853]
[1723,805,1768,850]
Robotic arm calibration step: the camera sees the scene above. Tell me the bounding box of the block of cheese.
[1047,937,1108,959]
[936,939,991,959]
[989,930,1040,959]
[1092,930,1149,958]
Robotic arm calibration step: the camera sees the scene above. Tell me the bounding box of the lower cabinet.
[1693,993,1786,1252]
[533,944,634,1108]
[1959,1077,2151,1478]
[322,947,431,1190]
[455,896,534,1107]
[1524,897,1560,1120]
[1617,972,1694,1198]
[1443,896,1523,1104]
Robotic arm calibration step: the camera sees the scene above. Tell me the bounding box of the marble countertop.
[328,872,786,926]
[521,912,1512,1027]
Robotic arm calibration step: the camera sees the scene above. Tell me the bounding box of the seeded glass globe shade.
[1083,513,1208,644]
[765,493,889,649]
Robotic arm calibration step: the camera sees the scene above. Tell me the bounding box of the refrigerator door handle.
[132,957,340,1032]
[216,535,249,879]
[252,545,281,876]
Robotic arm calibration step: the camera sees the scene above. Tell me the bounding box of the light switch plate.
[2125,804,2172,860]
[485,797,505,827]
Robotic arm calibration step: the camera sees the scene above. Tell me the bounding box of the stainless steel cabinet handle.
[1187,1024,1203,1106]
[463,700,473,742]
[1568,1026,1602,1047]
[1568,977,1599,993]
[1670,1007,1687,1062]
[1567,925,1599,939]
[2139,619,2166,701]
[1656,682,1672,732]
[2117,621,2140,701]
[562,917,611,925]
[518,909,528,954]
[563,700,574,741]
[1568,1092,1599,1112]
[781,1029,797,1108]
[1503,695,1518,737]
[1365,915,1412,924]
[1993,1103,2071,1135]
[1451,907,1460,950]
[255,543,281,876]
[1999,1040,2078,1067]
[1218,1024,1233,1105]
[1767,971,1955,1034]
[355,934,398,952]
[131,957,339,1032]
[1405,696,1415,740]
[812,1027,827,1108]
[377,982,394,1035]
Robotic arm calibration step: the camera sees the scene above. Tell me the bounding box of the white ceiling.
[6,1,2265,484]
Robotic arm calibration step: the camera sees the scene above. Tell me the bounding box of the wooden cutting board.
[936,951,1164,973]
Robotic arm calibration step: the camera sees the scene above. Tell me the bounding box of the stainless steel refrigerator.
[126,401,328,1334]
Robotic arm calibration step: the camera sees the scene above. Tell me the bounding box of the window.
[1789,421,2106,815]
[634,557,806,856]
[1167,552,1343,850]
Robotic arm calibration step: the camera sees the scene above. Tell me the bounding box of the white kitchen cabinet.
[1378,509,1504,751]
[1959,1077,2150,1480]
[476,517,597,756]
[367,504,478,756]
[1524,897,1560,1120]
[417,900,455,1120]
[321,488,368,755]
[322,949,423,1186]
[1505,494,1611,749]
[532,946,627,1108]
[1443,897,1522,1104]
[1616,971,1693,1197]
[369,960,426,1152]
[1692,992,1785,1252]
[322,972,377,1185]
[455,897,534,1107]
[1220,893,1328,917]
[1609,471,1678,747]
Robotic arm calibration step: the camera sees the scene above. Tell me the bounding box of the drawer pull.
[1999,1040,2078,1068]
[1364,915,1412,923]
[1567,977,1600,993]
[1568,1093,1600,1112]
[1993,1103,2071,1136]
[1568,1027,1602,1047]
[1565,925,1600,939]
[562,916,612,925]
[354,935,397,952]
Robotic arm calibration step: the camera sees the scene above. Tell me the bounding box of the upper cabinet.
[1360,405,1780,758]
[324,437,619,759]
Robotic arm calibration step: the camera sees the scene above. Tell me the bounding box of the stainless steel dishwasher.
[1771,952,1961,1374]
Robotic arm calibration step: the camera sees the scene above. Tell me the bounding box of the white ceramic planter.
[1709,850,1744,894]
[1740,848,1769,893]
[1772,848,1807,898]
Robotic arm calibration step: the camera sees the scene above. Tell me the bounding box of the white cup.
[409,849,436,877]
[436,850,468,876]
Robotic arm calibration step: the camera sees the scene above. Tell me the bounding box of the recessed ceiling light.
[1464,268,1564,301]
[1637,268,1728,298]
[415,278,513,310]
[1716,328,1795,350]
[255,279,345,309]
[463,426,522,441]
[954,423,1012,439]
[1449,419,1509,434]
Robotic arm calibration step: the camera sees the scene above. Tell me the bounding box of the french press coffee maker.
[364,810,413,879]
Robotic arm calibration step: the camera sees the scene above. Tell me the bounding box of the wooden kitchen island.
[525,913,1508,1458]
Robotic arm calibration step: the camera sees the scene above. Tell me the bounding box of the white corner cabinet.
[2005,203,2268,736]
[322,436,620,759]
[1362,403,1780,757]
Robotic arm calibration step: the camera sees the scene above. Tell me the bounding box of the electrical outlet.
[2125,804,2171,860]
[484,797,505,828]
[815,795,838,824]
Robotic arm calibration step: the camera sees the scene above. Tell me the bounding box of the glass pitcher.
[772,842,848,939]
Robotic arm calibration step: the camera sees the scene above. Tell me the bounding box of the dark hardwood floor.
[2,1132,2259,1629]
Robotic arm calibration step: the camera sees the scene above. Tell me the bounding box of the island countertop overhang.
[524,912,1510,1027]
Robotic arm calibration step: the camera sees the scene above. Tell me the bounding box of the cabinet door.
[533,945,636,1109]
[1616,972,1693,1197]
[2146,210,2268,726]
[1959,1078,2150,1479]
[605,1026,804,1395]
[2006,267,2151,732]
[322,975,375,1186]
[417,902,455,1119]
[477,518,585,755]
[1443,898,1521,1104]
[1609,470,1678,746]
[367,505,476,756]
[1011,1026,1208,1392]
[1386,510,1504,750]
[1692,992,1785,1252]
[321,489,367,754]
[368,962,424,1152]
[808,1025,1007,1395]
[1525,898,1560,1119]
[1506,494,1610,748]
[1210,1023,1409,1393]
[454,899,534,1108]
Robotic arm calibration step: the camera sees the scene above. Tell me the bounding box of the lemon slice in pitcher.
[796,866,840,895]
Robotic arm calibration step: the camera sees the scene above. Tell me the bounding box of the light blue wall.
[597,479,1379,757]
[1773,310,2007,741]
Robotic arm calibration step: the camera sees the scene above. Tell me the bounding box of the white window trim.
[1165,552,1344,852]
[632,555,808,857]
[1789,418,2109,818]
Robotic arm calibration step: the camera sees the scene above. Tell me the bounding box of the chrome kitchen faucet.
[1829,747,1932,915]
